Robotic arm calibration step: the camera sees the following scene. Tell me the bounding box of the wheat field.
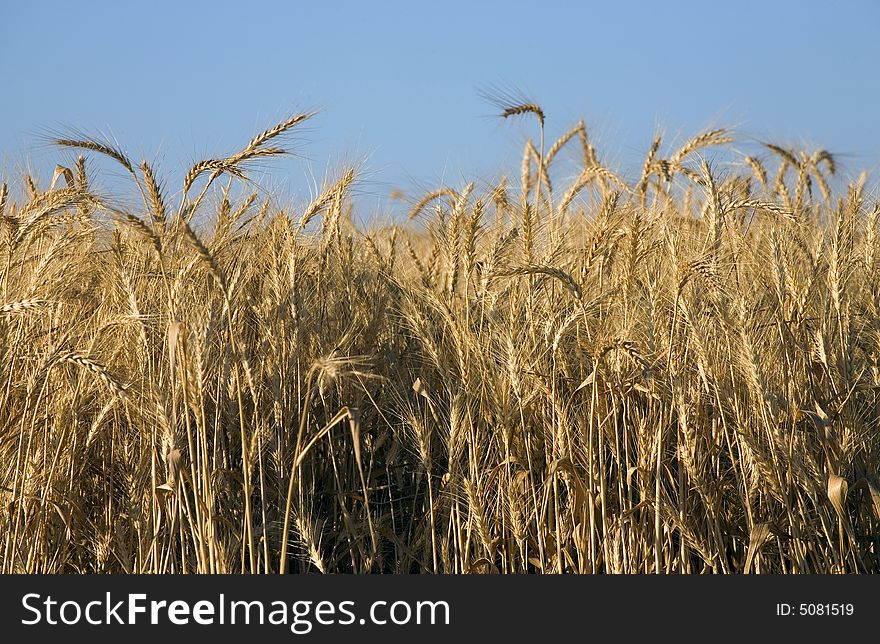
[1,106,878,574]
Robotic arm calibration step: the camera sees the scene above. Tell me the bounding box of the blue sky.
[1,0,878,216]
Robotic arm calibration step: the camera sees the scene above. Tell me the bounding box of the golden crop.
[1,107,877,573]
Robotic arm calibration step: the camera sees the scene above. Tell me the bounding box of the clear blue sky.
[1,0,878,216]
